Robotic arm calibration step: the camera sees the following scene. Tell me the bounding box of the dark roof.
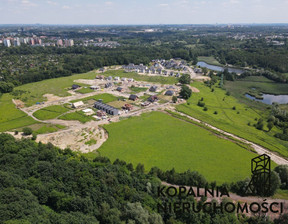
[165,90,174,96]
[72,84,80,89]
[129,94,138,100]
[148,95,158,102]
[116,87,123,91]
[149,86,157,92]
[105,83,112,88]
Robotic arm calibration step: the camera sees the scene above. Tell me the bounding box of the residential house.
[149,85,158,92]
[129,94,139,101]
[105,83,113,88]
[148,95,158,102]
[122,104,133,111]
[90,85,100,90]
[94,100,119,115]
[116,87,124,92]
[72,101,84,108]
[72,84,81,90]
[165,90,174,96]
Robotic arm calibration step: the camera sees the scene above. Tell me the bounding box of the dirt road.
[171,110,288,165]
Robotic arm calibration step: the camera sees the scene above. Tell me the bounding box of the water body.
[197,61,245,74]
[245,93,288,105]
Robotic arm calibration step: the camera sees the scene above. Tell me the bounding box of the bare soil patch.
[36,126,107,153]
[43,94,62,102]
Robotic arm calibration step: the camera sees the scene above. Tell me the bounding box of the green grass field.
[0,94,38,132]
[99,111,258,184]
[129,86,148,93]
[33,105,70,120]
[75,87,95,94]
[10,71,97,106]
[176,81,288,158]
[70,93,120,104]
[58,111,94,123]
[198,56,223,66]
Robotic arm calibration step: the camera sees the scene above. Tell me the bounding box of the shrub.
[203,107,208,111]
[226,91,231,96]
[197,101,205,107]
[232,106,236,110]
[214,111,218,115]
[32,133,37,140]
[22,127,33,136]
[14,131,19,135]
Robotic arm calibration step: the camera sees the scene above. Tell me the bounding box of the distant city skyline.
[0,0,288,25]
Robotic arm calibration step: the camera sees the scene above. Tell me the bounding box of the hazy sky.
[0,0,288,24]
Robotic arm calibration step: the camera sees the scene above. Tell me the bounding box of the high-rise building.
[14,37,21,46]
[64,39,74,47]
[30,38,35,45]
[57,39,63,46]
[4,39,11,47]
[69,39,74,46]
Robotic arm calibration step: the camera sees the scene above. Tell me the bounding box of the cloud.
[21,0,37,9]
[62,5,70,9]
[47,0,57,6]
[105,1,113,5]
[230,0,240,4]
[159,3,169,7]
[21,0,36,7]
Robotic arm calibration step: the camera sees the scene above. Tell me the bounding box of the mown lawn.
[33,105,70,120]
[76,87,95,94]
[99,111,258,184]
[58,111,94,123]
[70,93,120,104]
[129,86,148,93]
[176,81,288,158]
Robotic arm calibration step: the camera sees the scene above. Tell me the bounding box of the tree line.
[0,133,287,223]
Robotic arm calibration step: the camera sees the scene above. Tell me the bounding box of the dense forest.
[1,133,288,223]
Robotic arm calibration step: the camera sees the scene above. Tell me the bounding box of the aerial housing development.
[0,6,288,222]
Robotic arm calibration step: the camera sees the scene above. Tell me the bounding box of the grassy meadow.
[0,94,38,132]
[58,111,95,123]
[176,81,288,158]
[70,93,120,104]
[33,105,70,120]
[10,71,97,106]
[99,111,259,184]
[198,56,223,66]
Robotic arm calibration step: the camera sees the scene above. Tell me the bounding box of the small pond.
[245,93,288,105]
[196,61,245,74]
